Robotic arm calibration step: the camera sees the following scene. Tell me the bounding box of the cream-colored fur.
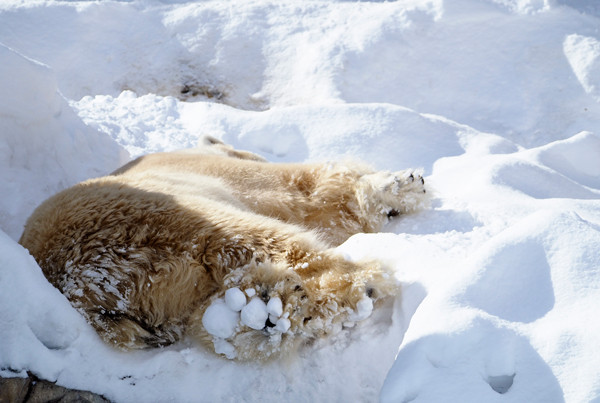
[19,137,428,360]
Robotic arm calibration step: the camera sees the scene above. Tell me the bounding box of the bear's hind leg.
[190,248,399,361]
[56,253,213,351]
[85,311,184,349]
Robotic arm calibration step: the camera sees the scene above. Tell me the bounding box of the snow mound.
[0,230,88,381]
[379,210,600,402]
[536,131,600,189]
[564,34,600,100]
[74,95,465,170]
[2,1,600,143]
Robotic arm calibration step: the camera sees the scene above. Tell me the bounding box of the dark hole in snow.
[487,373,515,394]
[180,83,224,101]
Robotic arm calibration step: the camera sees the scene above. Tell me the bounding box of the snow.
[225,287,247,312]
[241,298,269,331]
[347,295,374,322]
[202,299,239,339]
[0,44,128,240]
[1,0,600,402]
[274,317,291,334]
[266,297,283,318]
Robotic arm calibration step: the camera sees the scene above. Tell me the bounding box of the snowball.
[240,297,268,330]
[275,317,291,333]
[245,288,256,297]
[266,297,283,318]
[202,299,239,339]
[213,339,237,360]
[347,296,373,322]
[225,288,246,312]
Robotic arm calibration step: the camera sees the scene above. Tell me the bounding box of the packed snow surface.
[1,0,600,402]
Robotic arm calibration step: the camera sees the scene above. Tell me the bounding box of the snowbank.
[2,1,600,146]
[1,0,600,402]
[0,44,127,240]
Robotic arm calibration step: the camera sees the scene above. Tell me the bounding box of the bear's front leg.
[354,169,429,233]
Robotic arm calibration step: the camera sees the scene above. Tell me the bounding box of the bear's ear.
[199,136,267,162]
[202,135,225,146]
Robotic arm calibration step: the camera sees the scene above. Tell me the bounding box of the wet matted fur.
[19,138,428,360]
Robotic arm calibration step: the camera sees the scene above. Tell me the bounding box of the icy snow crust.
[1,1,600,402]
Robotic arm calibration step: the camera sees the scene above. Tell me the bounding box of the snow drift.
[0,44,127,240]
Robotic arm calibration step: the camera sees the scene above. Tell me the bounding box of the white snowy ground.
[1,0,600,402]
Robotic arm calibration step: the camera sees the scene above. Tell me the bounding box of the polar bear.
[19,137,428,360]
